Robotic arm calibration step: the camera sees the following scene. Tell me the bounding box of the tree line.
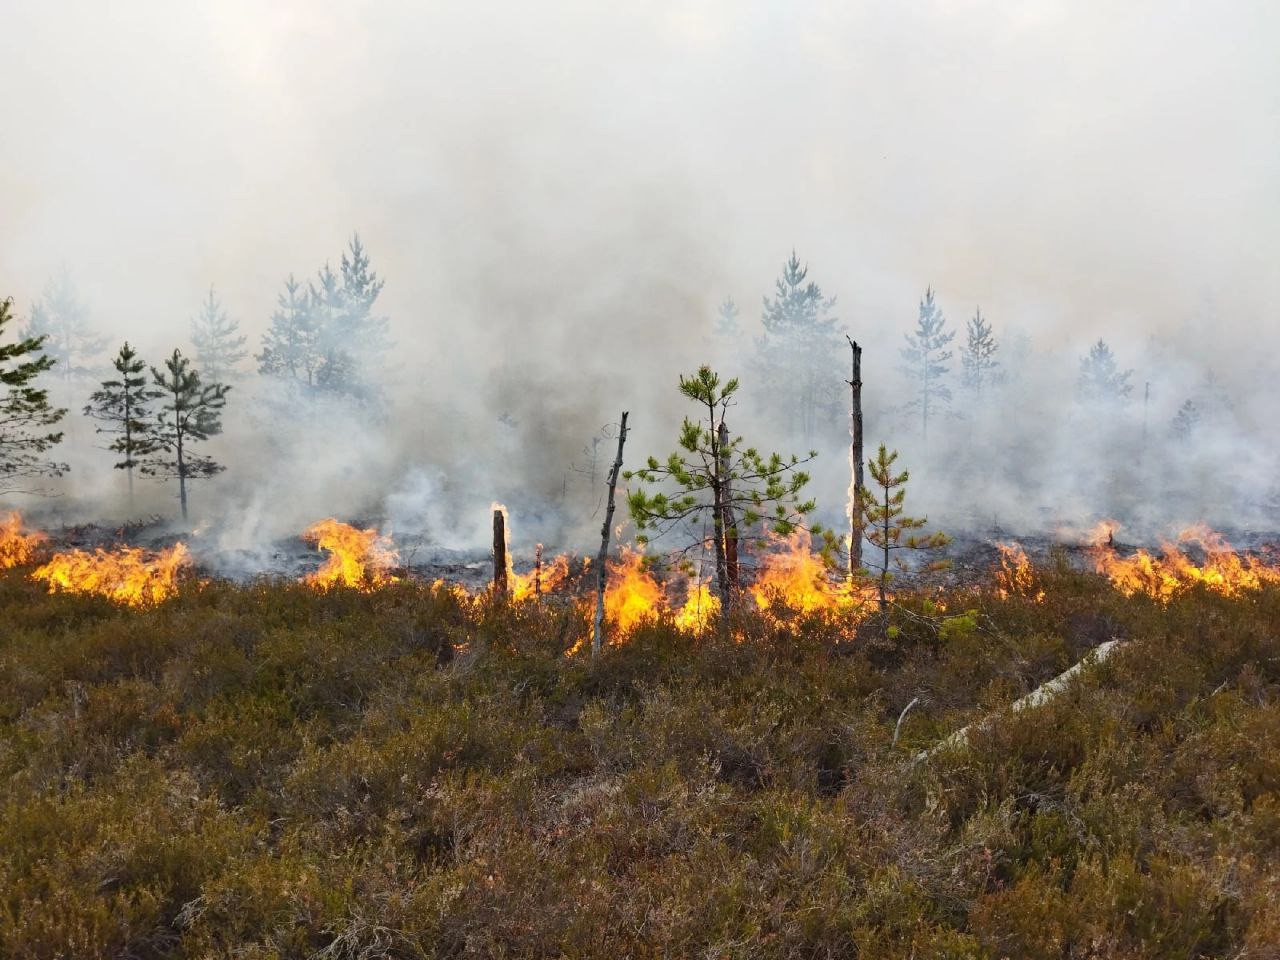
[0,235,390,517]
[0,239,1229,522]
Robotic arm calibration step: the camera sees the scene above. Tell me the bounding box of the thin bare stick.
[592,412,629,657]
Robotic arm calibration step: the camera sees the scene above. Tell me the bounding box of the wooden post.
[534,542,543,599]
[492,508,508,598]
[717,420,739,597]
[592,412,629,657]
[846,337,865,579]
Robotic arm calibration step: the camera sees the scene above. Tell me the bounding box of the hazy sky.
[3,0,1278,543]
[3,0,1277,363]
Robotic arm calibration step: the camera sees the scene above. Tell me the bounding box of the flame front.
[750,529,872,617]
[1089,521,1280,601]
[995,542,1045,601]
[32,543,191,605]
[511,553,570,602]
[0,512,46,569]
[604,547,665,632]
[674,580,719,633]
[302,519,399,590]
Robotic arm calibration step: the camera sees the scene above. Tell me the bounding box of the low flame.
[750,529,872,617]
[674,580,720,633]
[1,511,46,569]
[32,543,191,605]
[995,542,1045,601]
[1090,521,1280,601]
[603,546,665,632]
[302,519,399,590]
[511,553,570,602]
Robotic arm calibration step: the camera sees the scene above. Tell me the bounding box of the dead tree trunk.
[534,542,543,600]
[717,421,739,597]
[592,412,629,657]
[492,508,508,598]
[846,337,864,579]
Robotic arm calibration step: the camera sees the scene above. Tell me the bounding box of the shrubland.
[1,559,1278,958]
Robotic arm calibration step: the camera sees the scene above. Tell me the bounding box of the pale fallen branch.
[914,639,1125,765]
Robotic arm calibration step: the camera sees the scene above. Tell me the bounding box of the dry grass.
[1,560,1277,958]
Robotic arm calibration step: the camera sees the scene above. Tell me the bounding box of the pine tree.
[626,366,817,615]
[861,444,950,616]
[1171,398,1200,439]
[0,297,67,488]
[751,251,843,446]
[338,233,389,360]
[960,307,999,398]
[899,288,955,439]
[258,275,321,389]
[190,287,248,383]
[1078,339,1134,404]
[84,343,162,502]
[142,349,230,521]
[258,236,389,402]
[23,270,107,383]
[714,298,740,338]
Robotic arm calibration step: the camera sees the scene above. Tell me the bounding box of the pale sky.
[3,0,1276,366]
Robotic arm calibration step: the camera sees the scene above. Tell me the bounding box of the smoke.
[2,1,1278,555]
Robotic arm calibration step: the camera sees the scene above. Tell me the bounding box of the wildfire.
[511,551,571,602]
[302,518,399,590]
[674,580,720,633]
[603,546,665,632]
[995,542,1045,601]
[1089,521,1280,601]
[749,529,871,617]
[32,543,191,606]
[0,511,45,569]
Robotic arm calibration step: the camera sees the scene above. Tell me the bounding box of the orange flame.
[995,542,1045,601]
[603,546,665,632]
[0,511,46,569]
[32,543,191,605]
[749,529,872,618]
[511,553,570,602]
[1090,521,1280,601]
[302,519,398,590]
[674,580,720,633]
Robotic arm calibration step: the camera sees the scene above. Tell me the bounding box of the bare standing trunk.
[846,337,864,578]
[592,412,629,657]
[717,421,739,595]
[492,508,508,598]
[176,430,188,521]
[533,542,543,600]
[878,481,891,615]
[707,403,730,616]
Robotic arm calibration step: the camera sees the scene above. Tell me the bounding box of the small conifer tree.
[751,252,843,446]
[0,297,67,488]
[24,270,107,384]
[1171,398,1200,439]
[190,287,248,383]
[899,288,955,439]
[627,366,817,614]
[960,307,1000,398]
[861,444,950,616]
[142,349,230,521]
[1078,339,1134,404]
[84,342,161,503]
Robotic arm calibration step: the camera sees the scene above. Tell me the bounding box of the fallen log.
[914,639,1125,764]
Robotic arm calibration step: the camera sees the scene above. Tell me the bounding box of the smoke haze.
[3,1,1278,555]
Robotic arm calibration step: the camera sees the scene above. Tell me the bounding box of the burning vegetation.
[0,510,45,569]
[1089,521,1280,602]
[31,542,192,606]
[302,518,399,590]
